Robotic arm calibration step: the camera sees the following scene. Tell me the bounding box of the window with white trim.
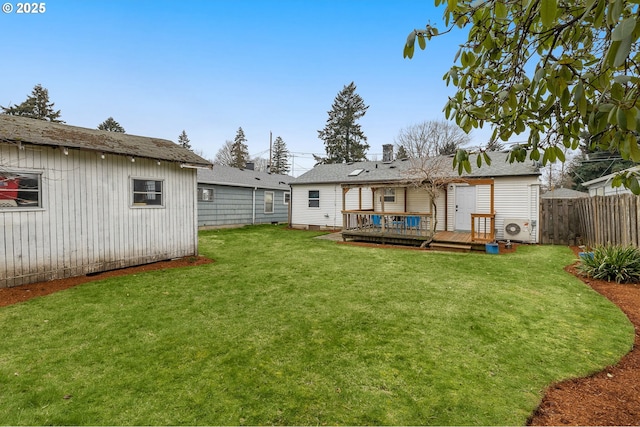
[383,188,396,203]
[198,187,214,201]
[284,191,290,205]
[308,190,320,208]
[132,178,163,206]
[264,191,274,214]
[0,170,41,209]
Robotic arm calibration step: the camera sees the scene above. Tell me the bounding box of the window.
[198,187,214,201]
[308,190,320,208]
[264,191,274,214]
[284,191,290,205]
[383,188,396,203]
[0,171,41,209]
[132,179,163,206]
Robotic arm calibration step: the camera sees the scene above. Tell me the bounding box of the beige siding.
[0,143,198,288]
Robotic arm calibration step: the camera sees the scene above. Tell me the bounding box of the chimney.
[245,162,255,170]
[382,144,394,162]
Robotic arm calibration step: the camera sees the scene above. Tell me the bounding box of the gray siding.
[198,184,289,227]
[0,142,198,288]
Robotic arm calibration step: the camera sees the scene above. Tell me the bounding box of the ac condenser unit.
[503,219,531,242]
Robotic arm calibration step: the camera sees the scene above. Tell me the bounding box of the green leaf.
[404,32,416,59]
[540,0,557,28]
[483,151,491,166]
[463,160,472,174]
[612,17,637,41]
[628,134,640,161]
[418,34,426,50]
[629,176,640,195]
[477,153,482,168]
[495,1,507,19]
[605,40,621,67]
[625,107,637,131]
[614,34,633,67]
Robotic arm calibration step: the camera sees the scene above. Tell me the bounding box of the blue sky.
[1,0,497,176]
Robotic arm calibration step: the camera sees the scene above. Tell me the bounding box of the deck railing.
[342,210,434,238]
[471,213,496,243]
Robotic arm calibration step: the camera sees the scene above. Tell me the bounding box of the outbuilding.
[0,115,212,288]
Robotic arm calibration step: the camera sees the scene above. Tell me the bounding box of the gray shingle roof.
[198,164,293,190]
[292,151,540,185]
[0,115,212,167]
[541,187,588,199]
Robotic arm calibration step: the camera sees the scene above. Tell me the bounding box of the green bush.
[577,245,640,284]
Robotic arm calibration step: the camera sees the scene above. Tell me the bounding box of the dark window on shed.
[132,179,163,206]
[0,171,41,209]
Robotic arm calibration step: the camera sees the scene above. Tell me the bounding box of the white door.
[454,186,476,231]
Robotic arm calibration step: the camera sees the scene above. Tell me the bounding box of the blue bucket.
[485,243,499,254]
[579,252,594,260]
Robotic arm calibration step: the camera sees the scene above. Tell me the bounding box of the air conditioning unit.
[503,218,531,242]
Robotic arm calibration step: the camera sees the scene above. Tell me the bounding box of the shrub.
[577,245,640,284]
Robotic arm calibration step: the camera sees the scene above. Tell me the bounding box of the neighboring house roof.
[292,151,540,185]
[581,165,640,188]
[541,188,588,199]
[0,115,212,167]
[198,164,293,191]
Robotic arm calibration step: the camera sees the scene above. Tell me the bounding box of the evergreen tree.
[270,136,290,174]
[97,117,125,133]
[2,84,63,122]
[570,136,635,191]
[317,82,369,163]
[485,139,505,152]
[396,145,408,160]
[178,130,192,151]
[231,127,249,169]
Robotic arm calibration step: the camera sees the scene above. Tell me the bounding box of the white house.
[290,151,541,247]
[581,166,639,196]
[0,115,212,288]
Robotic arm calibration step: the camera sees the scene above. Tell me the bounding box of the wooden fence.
[540,194,640,247]
[539,198,583,245]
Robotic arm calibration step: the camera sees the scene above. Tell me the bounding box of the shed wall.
[0,143,198,288]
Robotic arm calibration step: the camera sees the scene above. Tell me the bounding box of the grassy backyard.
[0,225,634,425]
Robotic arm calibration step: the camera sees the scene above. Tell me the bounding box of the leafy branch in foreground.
[405,0,640,192]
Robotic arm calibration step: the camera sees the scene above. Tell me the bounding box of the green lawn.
[0,225,634,425]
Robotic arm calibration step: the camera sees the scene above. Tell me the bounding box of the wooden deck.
[341,229,489,251]
[340,210,493,251]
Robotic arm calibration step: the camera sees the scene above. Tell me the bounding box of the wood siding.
[197,184,289,227]
[0,143,198,288]
[539,198,582,245]
[574,194,640,247]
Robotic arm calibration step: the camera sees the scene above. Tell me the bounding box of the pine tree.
[2,84,63,122]
[396,145,408,160]
[97,117,125,133]
[231,127,249,169]
[178,130,192,151]
[317,82,369,163]
[270,136,290,174]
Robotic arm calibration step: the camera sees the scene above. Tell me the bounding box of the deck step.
[429,242,472,252]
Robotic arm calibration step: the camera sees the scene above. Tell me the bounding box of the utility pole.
[268,131,272,173]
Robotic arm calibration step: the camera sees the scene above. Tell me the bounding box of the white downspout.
[252,187,257,225]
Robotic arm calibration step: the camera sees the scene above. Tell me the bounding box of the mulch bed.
[0,256,212,308]
[1,248,639,425]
